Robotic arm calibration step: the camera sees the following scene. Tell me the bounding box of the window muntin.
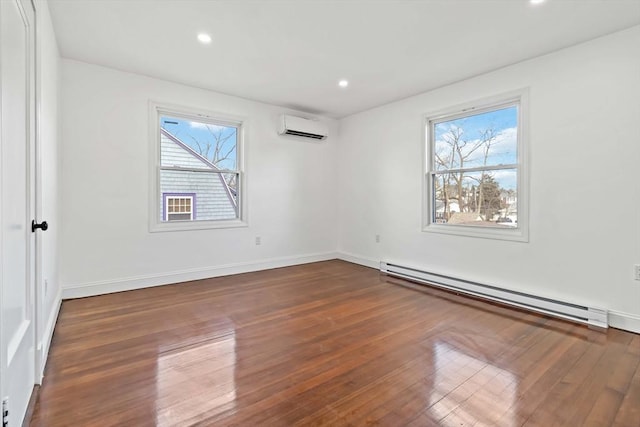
[150,103,245,232]
[425,95,526,240]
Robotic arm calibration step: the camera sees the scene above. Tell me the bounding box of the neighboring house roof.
[161,128,222,170]
[448,212,482,224]
[434,200,460,213]
[160,128,237,208]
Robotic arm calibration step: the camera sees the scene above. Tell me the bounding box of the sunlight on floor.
[429,341,518,426]
[155,331,237,426]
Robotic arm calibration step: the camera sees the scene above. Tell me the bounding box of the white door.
[0,0,37,424]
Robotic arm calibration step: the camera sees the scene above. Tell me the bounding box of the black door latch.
[32,220,49,232]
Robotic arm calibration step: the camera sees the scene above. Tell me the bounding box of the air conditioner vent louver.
[278,114,328,141]
[284,129,325,139]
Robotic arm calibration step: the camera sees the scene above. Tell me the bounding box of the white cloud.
[434,126,519,176]
[493,127,517,146]
[491,169,517,190]
[190,121,226,132]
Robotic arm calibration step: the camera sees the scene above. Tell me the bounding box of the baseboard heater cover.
[380,262,608,329]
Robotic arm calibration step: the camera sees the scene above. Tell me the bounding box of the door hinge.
[2,397,8,427]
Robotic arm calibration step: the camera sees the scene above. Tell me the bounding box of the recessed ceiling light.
[338,79,349,88]
[530,0,545,4]
[197,33,212,44]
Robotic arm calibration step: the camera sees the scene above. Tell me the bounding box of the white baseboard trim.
[59,251,640,336]
[61,251,338,299]
[40,287,62,379]
[336,251,379,269]
[609,310,640,334]
[339,254,639,335]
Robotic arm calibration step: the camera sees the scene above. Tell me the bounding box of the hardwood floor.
[30,260,639,426]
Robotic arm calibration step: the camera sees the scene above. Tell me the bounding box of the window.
[149,102,246,232]
[424,91,528,241]
[164,194,194,221]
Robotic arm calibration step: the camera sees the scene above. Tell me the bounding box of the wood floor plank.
[612,361,640,427]
[29,260,640,426]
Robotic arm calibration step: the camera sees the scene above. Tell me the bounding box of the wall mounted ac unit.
[278,114,328,140]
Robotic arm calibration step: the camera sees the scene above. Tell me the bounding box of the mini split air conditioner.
[278,114,328,140]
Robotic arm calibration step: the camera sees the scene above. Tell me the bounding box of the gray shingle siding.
[160,131,237,221]
[161,134,211,169]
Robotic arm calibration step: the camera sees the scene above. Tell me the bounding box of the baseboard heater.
[380,262,608,329]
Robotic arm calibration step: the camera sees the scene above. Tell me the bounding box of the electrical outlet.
[255,236,261,246]
[635,264,640,281]
[375,234,380,243]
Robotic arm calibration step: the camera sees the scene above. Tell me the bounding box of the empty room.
[1,0,639,425]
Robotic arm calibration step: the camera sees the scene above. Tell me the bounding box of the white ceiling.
[48,0,640,118]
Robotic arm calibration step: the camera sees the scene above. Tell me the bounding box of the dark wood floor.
[30,260,639,426]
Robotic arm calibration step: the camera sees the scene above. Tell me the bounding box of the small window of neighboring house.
[164,194,194,221]
[149,103,246,232]
[424,90,529,242]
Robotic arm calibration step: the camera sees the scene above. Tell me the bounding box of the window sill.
[149,218,248,233]
[423,223,529,242]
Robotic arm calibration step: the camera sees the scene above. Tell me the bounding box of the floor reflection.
[155,331,237,426]
[428,341,518,426]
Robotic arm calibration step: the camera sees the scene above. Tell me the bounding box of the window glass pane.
[160,170,237,222]
[160,115,238,171]
[433,168,517,227]
[433,106,517,171]
[153,106,244,231]
[158,113,241,225]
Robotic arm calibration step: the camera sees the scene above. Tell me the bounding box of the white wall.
[59,27,640,333]
[36,0,61,375]
[337,26,640,331]
[60,60,338,296]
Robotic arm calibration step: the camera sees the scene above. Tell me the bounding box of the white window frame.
[149,101,248,232]
[423,89,529,242]
[165,195,194,221]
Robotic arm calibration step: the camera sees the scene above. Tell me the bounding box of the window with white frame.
[424,92,528,241]
[164,195,194,221]
[149,103,245,232]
